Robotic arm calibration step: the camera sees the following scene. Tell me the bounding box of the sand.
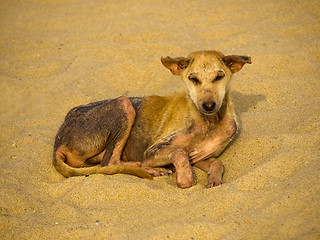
[0,0,319,239]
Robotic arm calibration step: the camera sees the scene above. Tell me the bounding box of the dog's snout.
[202,101,216,113]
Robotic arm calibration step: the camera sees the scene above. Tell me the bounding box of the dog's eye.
[214,71,225,81]
[188,75,201,85]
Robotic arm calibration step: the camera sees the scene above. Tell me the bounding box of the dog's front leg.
[210,117,238,158]
[172,148,195,188]
[194,158,224,188]
[191,117,236,188]
[142,146,195,188]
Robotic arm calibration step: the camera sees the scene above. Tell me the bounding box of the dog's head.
[161,50,251,115]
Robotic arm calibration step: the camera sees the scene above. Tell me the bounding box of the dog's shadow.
[231,91,266,116]
[230,91,266,141]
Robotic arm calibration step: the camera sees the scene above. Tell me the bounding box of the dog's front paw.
[177,178,196,189]
[176,167,196,188]
[206,174,223,188]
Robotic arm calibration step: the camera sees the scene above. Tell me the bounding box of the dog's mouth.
[201,109,216,115]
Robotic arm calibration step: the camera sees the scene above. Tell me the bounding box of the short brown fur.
[53,50,251,188]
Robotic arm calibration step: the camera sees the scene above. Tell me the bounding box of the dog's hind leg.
[55,96,140,169]
[100,96,140,167]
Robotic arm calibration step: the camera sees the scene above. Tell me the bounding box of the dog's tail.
[53,150,153,180]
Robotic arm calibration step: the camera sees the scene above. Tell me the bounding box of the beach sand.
[0,0,319,239]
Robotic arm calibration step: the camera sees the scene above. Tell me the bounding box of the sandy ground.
[0,0,320,239]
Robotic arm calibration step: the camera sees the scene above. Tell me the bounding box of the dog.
[53,50,251,188]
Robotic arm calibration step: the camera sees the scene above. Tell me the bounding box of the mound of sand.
[0,0,319,239]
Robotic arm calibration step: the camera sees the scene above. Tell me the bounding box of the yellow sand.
[0,0,319,239]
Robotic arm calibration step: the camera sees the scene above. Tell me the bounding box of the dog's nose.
[202,101,216,113]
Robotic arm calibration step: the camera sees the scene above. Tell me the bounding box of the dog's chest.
[170,119,216,157]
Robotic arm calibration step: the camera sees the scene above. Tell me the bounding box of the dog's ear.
[222,55,252,73]
[161,56,191,75]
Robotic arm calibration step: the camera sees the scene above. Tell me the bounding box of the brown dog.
[53,50,251,188]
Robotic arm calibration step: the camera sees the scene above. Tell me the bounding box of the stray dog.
[53,50,251,188]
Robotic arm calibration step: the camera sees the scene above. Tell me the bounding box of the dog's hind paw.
[143,167,172,177]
